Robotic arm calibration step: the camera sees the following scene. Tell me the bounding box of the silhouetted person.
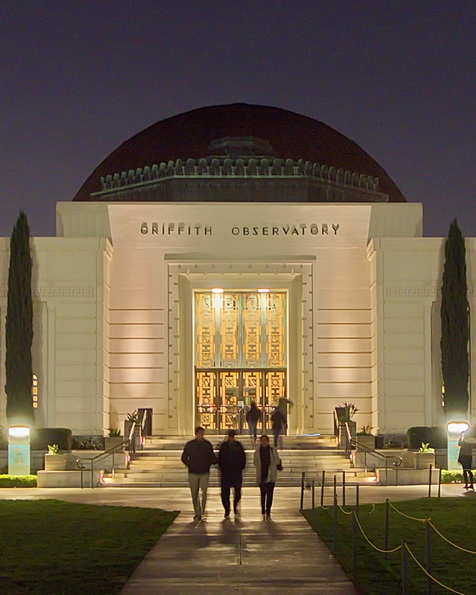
[458,426,476,490]
[253,434,282,519]
[181,426,217,520]
[246,401,260,443]
[218,429,246,518]
[271,407,286,448]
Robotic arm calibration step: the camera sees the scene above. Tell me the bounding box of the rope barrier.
[387,501,429,522]
[338,505,354,515]
[404,543,466,595]
[428,521,476,555]
[352,512,403,554]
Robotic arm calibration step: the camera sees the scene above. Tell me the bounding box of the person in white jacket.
[253,434,282,519]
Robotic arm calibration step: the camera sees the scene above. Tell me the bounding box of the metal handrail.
[76,437,130,489]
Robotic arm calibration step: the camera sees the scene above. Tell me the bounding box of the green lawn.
[0,500,178,594]
[303,497,476,594]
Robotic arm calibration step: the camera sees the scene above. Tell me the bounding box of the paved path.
[120,487,357,594]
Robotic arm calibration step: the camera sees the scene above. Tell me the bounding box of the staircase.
[102,435,375,487]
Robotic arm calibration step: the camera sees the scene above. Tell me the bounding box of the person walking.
[253,434,282,520]
[181,426,218,520]
[271,407,286,448]
[218,429,246,518]
[246,401,260,444]
[458,426,476,490]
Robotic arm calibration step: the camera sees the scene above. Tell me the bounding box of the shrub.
[441,470,464,484]
[407,426,447,450]
[31,428,72,451]
[0,475,37,488]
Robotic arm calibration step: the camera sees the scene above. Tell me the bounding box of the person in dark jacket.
[458,425,476,490]
[181,426,218,520]
[271,407,286,448]
[218,429,246,518]
[246,401,260,443]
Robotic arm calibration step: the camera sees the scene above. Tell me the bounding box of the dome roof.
[73,103,406,202]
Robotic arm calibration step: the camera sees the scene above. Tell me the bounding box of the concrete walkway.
[120,487,356,594]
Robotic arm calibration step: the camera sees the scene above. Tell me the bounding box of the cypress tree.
[5,211,34,425]
[440,219,470,419]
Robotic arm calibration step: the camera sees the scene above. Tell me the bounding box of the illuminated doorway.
[195,291,287,433]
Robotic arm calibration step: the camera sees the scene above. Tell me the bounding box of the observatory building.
[1,104,475,437]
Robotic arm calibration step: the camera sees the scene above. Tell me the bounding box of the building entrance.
[194,290,287,434]
[195,369,286,433]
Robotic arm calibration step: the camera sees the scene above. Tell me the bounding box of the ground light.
[447,421,470,471]
[8,426,31,475]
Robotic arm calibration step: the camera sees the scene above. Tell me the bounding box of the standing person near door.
[246,401,260,444]
[253,434,282,520]
[218,429,247,518]
[271,407,286,449]
[181,426,218,521]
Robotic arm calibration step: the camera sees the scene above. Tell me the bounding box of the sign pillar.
[447,421,469,471]
[8,426,31,475]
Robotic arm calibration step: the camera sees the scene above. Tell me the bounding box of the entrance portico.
[102,201,375,437]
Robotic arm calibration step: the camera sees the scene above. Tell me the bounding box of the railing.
[338,420,403,486]
[76,439,128,489]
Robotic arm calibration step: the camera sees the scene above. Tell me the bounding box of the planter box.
[377,467,440,486]
[37,469,104,488]
[105,437,124,452]
[355,435,375,450]
[416,452,435,469]
[45,453,68,471]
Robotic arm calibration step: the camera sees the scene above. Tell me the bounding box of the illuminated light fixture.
[257,288,270,293]
[447,421,470,434]
[211,287,224,293]
[8,426,30,439]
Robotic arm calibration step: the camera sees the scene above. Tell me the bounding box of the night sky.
[2,1,475,238]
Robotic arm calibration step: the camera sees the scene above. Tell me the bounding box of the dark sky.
[2,0,475,238]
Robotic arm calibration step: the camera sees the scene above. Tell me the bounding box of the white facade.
[1,200,475,436]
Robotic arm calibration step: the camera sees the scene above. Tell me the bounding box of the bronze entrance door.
[194,290,287,434]
[195,369,286,434]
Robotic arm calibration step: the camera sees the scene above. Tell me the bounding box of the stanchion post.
[426,522,433,594]
[321,470,326,507]
[438,468,442,498]
[342,471,346,507]
[356,483,360,517]
[428,464,433,498]
[352,512,358,580]
[401,542,409,595]
[300,471,305,510]
[384,498,390,559]
[333,477,338,549]
[311,479,315,509]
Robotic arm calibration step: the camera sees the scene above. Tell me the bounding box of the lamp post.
[447,421,469,471]
[8,426,31,476]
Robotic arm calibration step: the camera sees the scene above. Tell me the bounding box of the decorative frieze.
[385,285,475,298]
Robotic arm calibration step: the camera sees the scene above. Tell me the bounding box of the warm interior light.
[257,288,270,293]
[447,421,470,434]
[211,288,224,293]
[8,426,30,439]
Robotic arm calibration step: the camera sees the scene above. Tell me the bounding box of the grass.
[0,499,178,594]
[303,497,476,594]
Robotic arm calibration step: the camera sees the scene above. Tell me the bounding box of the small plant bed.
[0,475,37,488]
[303,498,476,594]
[0,500,178,594]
